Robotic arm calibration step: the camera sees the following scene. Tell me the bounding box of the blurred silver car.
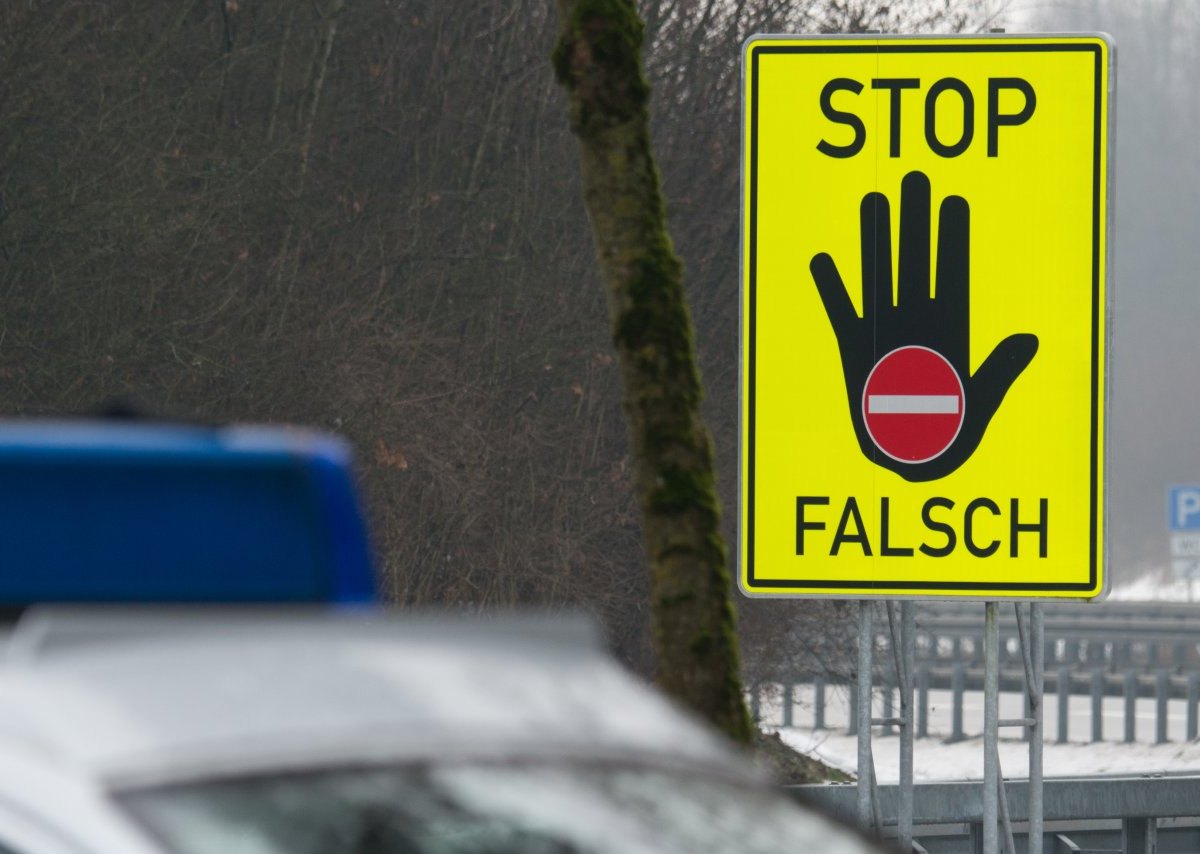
[0,607,879,854]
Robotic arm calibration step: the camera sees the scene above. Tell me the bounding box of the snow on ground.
[1107,573,1200,602]
[763,684,1200,783]
[775,726,1200,784]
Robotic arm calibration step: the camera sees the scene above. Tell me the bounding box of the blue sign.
[1168,485,1200,532]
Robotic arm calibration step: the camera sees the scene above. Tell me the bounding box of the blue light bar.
[0,421,376,604]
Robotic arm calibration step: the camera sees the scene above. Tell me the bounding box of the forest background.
[2,0,1196,681]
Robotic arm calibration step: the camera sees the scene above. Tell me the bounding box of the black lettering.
[964,498,1001,557]
[987,77,1036,157]
[871,78,919,157]
[831,497,872,556]
[919,497,956,557]
[796,496,830,555]
[1010,498,1048,558]
[880,497,913,556]
[924,77,974,158]
[817,78,866,158]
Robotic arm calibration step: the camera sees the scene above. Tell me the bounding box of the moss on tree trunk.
[553,0,752,745]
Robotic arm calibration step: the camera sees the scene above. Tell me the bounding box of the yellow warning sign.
[739,35,1112,599]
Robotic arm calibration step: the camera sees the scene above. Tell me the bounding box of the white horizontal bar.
[867,394,959,415]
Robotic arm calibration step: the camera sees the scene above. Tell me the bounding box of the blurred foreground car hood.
[0,609,745,790]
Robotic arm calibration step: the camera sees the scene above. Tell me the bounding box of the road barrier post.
[1123,671,1137,743]
[951,663,966,743]
[1156,669,1169,745]
[917,664,929,739]
[1090,670,1104,743]
[1187,672,1199,741]
[1057,667,1070,744]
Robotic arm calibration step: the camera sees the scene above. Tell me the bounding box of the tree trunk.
[553,0,752,744]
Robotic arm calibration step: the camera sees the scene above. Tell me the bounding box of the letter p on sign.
[1170,486,1200,532]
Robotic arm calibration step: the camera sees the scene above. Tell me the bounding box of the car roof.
[0,608,749,792]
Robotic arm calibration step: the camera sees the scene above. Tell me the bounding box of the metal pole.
[997,760,1017,854]
[857,601,874,831]
[1015,602,1044,854]
[899,602,915,853]
[1022,679,1032,744]
[869,758,883,837]
[1030,603,1045,854]
[984,602,999,854]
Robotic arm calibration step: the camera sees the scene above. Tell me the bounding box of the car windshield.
[119,763,873,854]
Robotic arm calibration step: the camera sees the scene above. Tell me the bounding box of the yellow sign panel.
[739,35,1112,599]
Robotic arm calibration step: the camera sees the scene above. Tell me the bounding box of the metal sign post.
[983,601,1047,854]
[855,600,1045,853]
[856,601,875,831]
[855,601,916,846]
[1028,603,1045,854]
[983,603,999,852]
[889,602,915,852]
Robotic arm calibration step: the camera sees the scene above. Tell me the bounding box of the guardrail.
[915,601,1200,671]
[754,664,1200,743]
[791,775,1200,853]
[754,600,1200,744]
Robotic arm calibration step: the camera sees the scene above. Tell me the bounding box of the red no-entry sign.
[862,346,964,463]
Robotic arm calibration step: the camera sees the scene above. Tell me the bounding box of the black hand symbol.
[810,171,1038,482]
